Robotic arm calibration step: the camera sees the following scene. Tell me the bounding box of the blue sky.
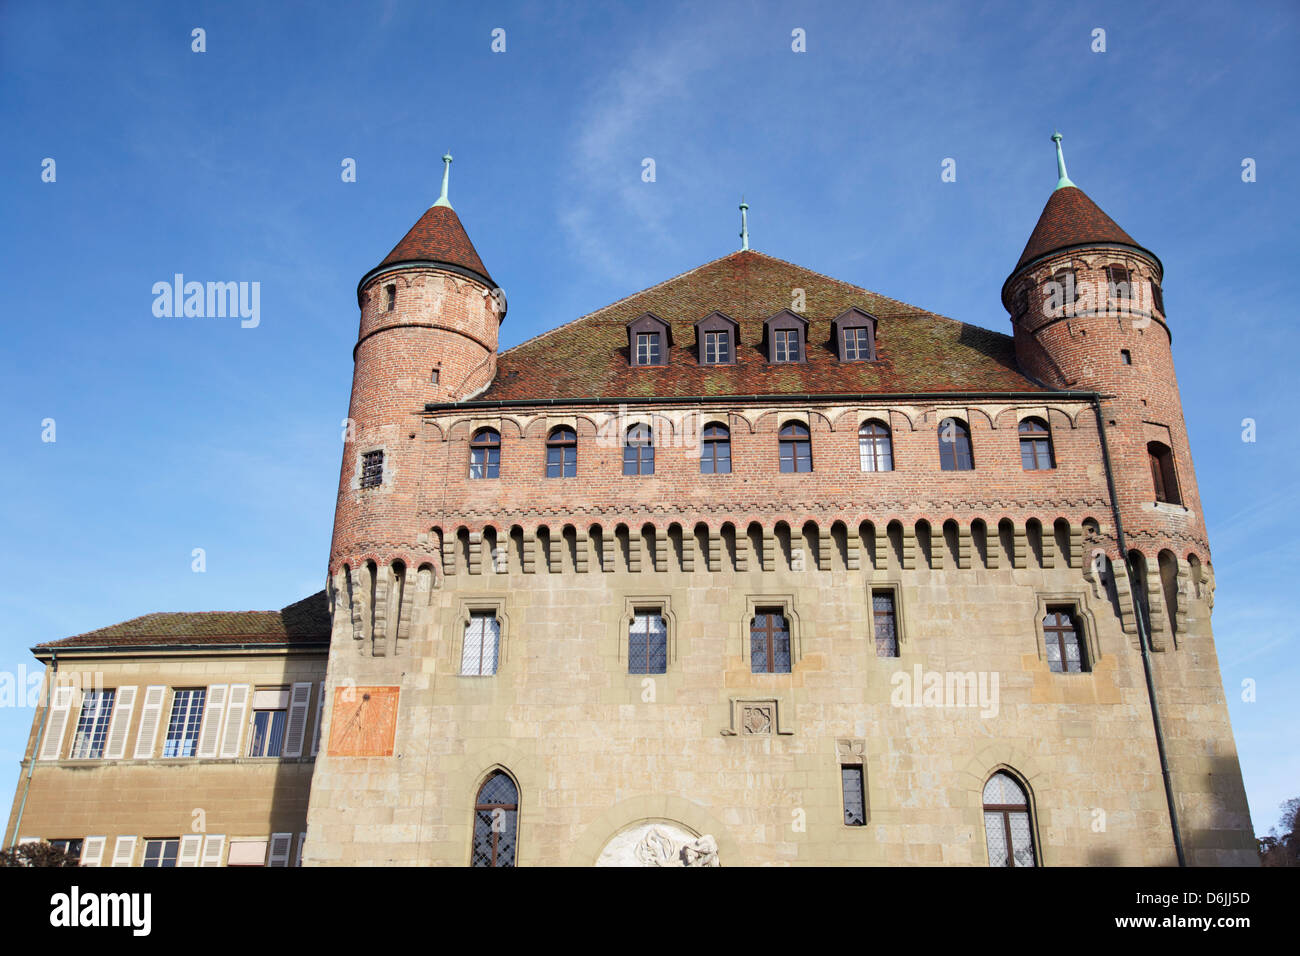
[1,0,1296,838]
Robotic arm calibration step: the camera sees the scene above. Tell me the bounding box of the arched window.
[858,420,893,472]
[983,772,1036,867]
[938,418,973,471]
[471,771,518,867]
[701,422,731,474]
[1042,607,1088,673]
[623,423,654,476]
[1147,441,1180,504]
[469,428,500,479]
[779,422,812,473]
[546,427,576,478]
[1018,417,1055,470]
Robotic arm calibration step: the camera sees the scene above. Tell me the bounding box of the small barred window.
[360,450,384,488]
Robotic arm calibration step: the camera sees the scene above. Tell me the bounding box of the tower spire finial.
[739,197,749,251]
[1051,132,1075,191]
[434,151,454,209]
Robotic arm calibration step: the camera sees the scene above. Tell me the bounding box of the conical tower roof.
[1015,184,1141,270]
[374,204,493,284]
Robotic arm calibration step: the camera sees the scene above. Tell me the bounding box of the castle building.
[6,138,1257,867]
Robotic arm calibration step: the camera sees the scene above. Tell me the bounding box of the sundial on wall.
[327,685,400,757]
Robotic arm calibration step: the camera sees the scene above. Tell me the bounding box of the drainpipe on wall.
[1092,397,1187,867]
[9,650,56,850]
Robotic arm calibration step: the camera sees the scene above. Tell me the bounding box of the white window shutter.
[296,832,306,867]
[177,834,203,866]
[219,684,251,758]
[196,684,228,758]
[80,836,107,867]
[281,682,312,757]
[200,834,225,867]
[133,685,167,759]
[103,685,137,759]
[38,685,77,760]
[111,835,137,867]
[268,832,293,867]
[310,683,326,756]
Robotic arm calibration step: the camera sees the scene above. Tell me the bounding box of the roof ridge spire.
[1051,132,1075,191]
[433,151,453,209]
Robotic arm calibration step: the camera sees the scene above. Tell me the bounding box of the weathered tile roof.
[477,250,1046,402]
[1015,185,1141,270]
[35,592,331,651]
[376,204,492,283]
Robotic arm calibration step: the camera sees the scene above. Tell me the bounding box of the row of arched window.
[470,767,1038,866]
[465,417,1061,479]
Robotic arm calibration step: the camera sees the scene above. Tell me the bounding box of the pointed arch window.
[983,772,1037,867]
[701,422,731,474]
[1018,417,1055,470]
[779,422,812,473]
[938,418,973,471]
[623,423,654,476]
[469,428,500,479]
[546,427,576,478]
[471,771,518,867]
[858,420,893,472]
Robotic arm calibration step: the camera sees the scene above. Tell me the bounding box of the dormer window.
[774,329,799,362]
[627,313,671,367]
[704,331,730,363]
[763,311,808,364]
[694,312,739,365]
[831,307,878,362]
[635,332,661,365]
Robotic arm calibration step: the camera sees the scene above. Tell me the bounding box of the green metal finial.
[739,197,750,251]
[434,152,454,208]
[1051,132,1075,190]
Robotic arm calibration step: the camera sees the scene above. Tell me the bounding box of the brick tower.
[1002,134,1206,606]
[328,153,502,655]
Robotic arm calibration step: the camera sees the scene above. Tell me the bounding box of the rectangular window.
[69,689,115,759]
[247,688,289,757]
[384,284,396,311]
[163,688,206,758]
[360,450,384,489]
[1120,349,1132,365]
[635,332,661,365]
[142,838,180,868]
[872,590,899,658]
[841,766,866,825]
[462,612,501,676]
[843,327,872,360]
[750,610,792,674]
[1043,607,1089,673]
[1105,265,1131,298]
[628,610,668,674]
[50,839,83,864]
[774,329,800,362]
[704,330,730,364]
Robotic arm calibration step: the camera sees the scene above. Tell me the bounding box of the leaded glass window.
[872,590,899,658]
[628,610,667,674]
[462,612,501,676]
[983,772,1036,867]
[471,771,518,867]
[1043,607,1088,673]
[750,610,792,674]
